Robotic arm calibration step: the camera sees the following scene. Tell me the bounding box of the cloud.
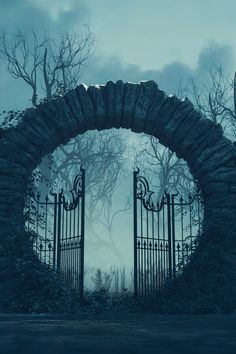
[0,0,47,32]
[0,0,90,33]
[55,1,90,29]
[81,41,235,95]
[196,41,235,73]
[0,29,235,112]
[0,0,92,113]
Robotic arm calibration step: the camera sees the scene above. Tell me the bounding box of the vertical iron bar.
[133,170,138,298]
[69,208,72,287]
[79,168,85,301]
[180,197,184,267]
[152,210,155,295]
[166,193,172,280]
[157,207,160,290]
[144,241,147,300]
[171,194,176,279]
[36,198,39,251]
[53,193,57,270]
[57,192,62,272]
[45,196,48,263]
[146,208,149,296]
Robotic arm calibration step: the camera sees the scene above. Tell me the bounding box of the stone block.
[75,84,96,130]
[87,85,106,129]
[0,157,29,178]
[0,138,37,171]
[64,88,87,133]
[199,166,236,186]
[144,89,166,134]
[152,95,182,138]
[193,138,234,172]
[19,108,60,152]
[162,99,195,139]
[122,82,140,129]
[200,181,230,196]
[173,118,218,162]
[114,80,125,128]
[37,101,69,144]
[132,81,158,133]
[103,81,116,129]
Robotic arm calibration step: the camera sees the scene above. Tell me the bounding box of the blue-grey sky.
[1,0,235,271]
[0,0,236,110]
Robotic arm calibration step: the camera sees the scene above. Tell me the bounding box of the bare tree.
[0,28,129,266]
[137,67,236,199]
[0,27,94,105]
[190,66,235,137]
[0,26,95,196]
[41,28,94,99]
[0,30,45,106]
[33,128,128,263]
[135,135,194,200]
[93,194,132,264]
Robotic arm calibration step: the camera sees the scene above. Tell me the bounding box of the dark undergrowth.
[0,223,236,315]
[0,229,80,313]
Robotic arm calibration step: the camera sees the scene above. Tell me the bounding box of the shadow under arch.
[1,80,236,312]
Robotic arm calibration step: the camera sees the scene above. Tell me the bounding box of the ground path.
[0,313,236,353]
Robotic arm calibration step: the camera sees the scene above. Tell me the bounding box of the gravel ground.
[0,313,236,354]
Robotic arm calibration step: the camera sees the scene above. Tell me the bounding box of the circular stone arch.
[1,80,236,312]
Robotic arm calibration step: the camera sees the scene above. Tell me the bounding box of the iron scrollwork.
[133,167,203,299]
[27,166,86,299]
[61,166,85,211]
[135,168,164,212]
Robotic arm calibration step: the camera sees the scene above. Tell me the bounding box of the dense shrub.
[0,229,80,313]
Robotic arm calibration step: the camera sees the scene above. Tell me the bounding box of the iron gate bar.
[133,169,138,298]
[52,192,57,269]
[165,192,172,280]
[27,166,86,300]
[171,192,178,279]
[133,168,203,300]
[79,167,85,300]
[57,191,63,272]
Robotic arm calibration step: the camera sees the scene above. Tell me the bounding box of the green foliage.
[0,229,80,313]
[1,215,235,315]
[152,224,236,314]
[82,288,139,315]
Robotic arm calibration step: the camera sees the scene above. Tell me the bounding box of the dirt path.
[0,313,235,354]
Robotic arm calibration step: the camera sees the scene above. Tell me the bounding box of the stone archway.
[1,80,236,312]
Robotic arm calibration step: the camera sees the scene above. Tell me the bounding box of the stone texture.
[121,83,140,129]
[87,85,106,129]
[64,89,87,133]
[0,129,40,169]
[75,84,96,130]
[103,81,116,129]
[132,81,158,133]
[144,89,167,134]
[114,80,126,128]
[171,116,211,154]
[192,137,230,173]
[0,157,29,178]
[181,123,223,163]
[152,95,183,137]
[18,109,61,154]
[204,195,236,209]
[1,80,236,313]
[199,166,236,187]
[162,98,195,141]
[200,181,231,196]
[37,98,78,145]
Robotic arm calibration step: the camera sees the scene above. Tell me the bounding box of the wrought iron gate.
[133,168,203,299]
[26,167,85,299]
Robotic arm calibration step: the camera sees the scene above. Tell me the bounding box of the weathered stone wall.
[1,80,236,311]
